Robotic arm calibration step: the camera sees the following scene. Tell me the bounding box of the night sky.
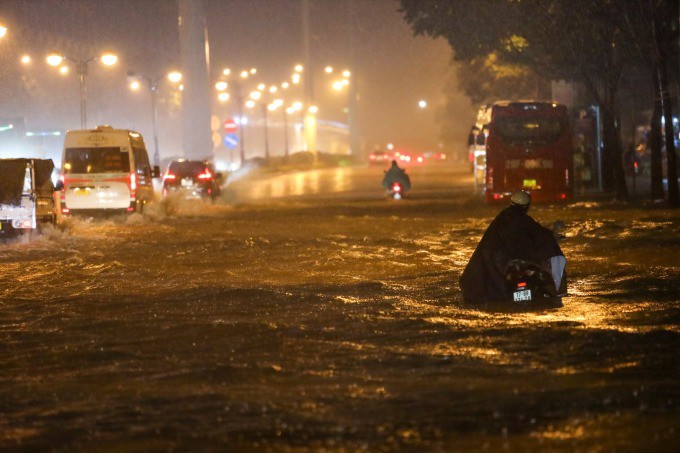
[1,0,474,159]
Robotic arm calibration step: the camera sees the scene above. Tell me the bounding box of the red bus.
[485,101,573,203]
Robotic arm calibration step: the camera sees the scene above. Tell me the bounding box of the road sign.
[223,133,239,150]
[223,118,238,134]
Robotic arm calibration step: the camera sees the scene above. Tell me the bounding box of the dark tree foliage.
[616,0,679,205]
[400,0,679,204]
[454,54,546,105]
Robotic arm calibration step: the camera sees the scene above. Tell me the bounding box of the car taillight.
[163,171,176,181]
[197,169,213,180]
[130,172,137,191]
[392,183,401,192]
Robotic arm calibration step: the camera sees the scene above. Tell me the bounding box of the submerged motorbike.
[504,258,566,306]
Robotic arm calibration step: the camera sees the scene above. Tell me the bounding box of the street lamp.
[0,24,7,39]
[217,68,259,165]
[127,70,182,167]
[47,51,118,129]
[247,91,273,161]
[284,106,295,160]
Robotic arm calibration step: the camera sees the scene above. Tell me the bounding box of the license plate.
[75,188,90,196]
[523,179,537,188]
[513,289,532,302]
[181,178,193,187]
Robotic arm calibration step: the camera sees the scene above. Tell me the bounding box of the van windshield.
[63,147,130,174]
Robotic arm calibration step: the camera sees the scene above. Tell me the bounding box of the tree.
[399,0,662,201]
[618,0,679,206]
[455,53,547,105]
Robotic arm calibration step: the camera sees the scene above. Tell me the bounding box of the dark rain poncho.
[459,205,565,304]
[382,164,411,191]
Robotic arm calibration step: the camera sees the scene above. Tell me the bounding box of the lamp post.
[284,106,294,160]
[263,103,271,161]
[246,89,272,162]
[127,70,182,167]
[216,68,258,166]
[47,52,118,129]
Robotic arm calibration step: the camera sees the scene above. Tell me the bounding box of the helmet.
[510,190,531,208]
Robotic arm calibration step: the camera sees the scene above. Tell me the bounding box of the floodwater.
[1,163,679,451]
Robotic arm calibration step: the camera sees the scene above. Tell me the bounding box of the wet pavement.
[1,162,679,451]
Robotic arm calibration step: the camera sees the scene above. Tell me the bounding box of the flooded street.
[1,163,679,451]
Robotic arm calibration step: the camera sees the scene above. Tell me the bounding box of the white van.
[57,126,159,214]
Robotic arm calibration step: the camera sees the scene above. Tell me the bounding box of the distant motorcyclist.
[459,191,566,304]
[382,160,411,192]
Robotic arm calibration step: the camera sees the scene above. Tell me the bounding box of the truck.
[0,158,57,238]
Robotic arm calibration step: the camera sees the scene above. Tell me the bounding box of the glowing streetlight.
[0,24,7,39]
[268,85,278,94]
[308,105,319,114]
[167,71,182,83]
[59,66,69,75]
[342,70,351,78]
[294,64,303,73]
[240,70,249,78]
[245,99,256,109]
[46,51,119,128]
[222,68,231,76]
[218,92,230,102]
[46,54,63,66]
[281,82,290,90]
[215,81,228,91]
[100,53,118,66]
[418,99,428,109]
[20,55,31,65]
[324,66,333,74]
[257,83,266,91]
[249,91,262,101]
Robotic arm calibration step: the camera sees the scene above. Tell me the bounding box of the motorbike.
[504,259,565,306]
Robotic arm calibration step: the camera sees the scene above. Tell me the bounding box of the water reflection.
[235,168,361,201]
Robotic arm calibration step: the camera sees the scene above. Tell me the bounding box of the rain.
[1,0,680,451]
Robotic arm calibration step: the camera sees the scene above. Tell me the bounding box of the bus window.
[493,117,567,147]
[63,147,130,174]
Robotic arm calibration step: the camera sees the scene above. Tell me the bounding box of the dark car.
[162,159,223,201]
